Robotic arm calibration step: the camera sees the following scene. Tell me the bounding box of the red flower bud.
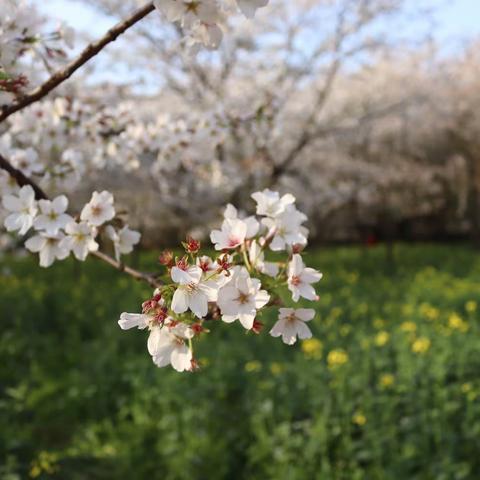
[252,320,264,334]
[184,236,201,254]
[159,250,174,267]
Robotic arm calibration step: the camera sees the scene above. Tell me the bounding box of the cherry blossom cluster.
[0,0,74,104]
[1,185,140,267]
[1,98,229,195]
[119,189,322,372]
[153,0,269,48]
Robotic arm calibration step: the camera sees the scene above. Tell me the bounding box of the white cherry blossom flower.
[251,189,295,218]
[80,190,115,227]
[248,239,279,277]
[106,225,141,262]
[154,0,221,28]
[60,221,98,261]
[0,171,18,195]
[25,231,69,268]
[262,205,308,251]
[148,321,194,372]
[171,260,203,284]
[217,267,270,329]
[288,254,322,302]
[224,203,259,238]
[10,148,42,176]
[210,218,248,250]
[270,308,315,345]
[118,312,193,372]
[2,185,37,235]
[33,195,72,235]
[171,264,218,318]
[118,312,150,330]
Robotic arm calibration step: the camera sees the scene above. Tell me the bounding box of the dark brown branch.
[0,2,155,124]
[92,250,161,288]
[0,153,161,288]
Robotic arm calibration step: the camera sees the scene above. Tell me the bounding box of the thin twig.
[0,153,161,288]
[0,2,155,124]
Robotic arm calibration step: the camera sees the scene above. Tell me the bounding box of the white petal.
[170,345,192,372]
[254,289,270,309]
[238,313,255,330]
[189,291,208,318]
[296,308,316,322]
[52,195,68,213]
[171,288,189,314]
[39,245,55,268]
[269,319,287,338]
[2,194,21,211]
[298,283,317,301]
[118,312,149,330]
[296,322,312,340]
[25,234,45,253]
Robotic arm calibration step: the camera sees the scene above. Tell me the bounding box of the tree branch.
[0,153,48,200]
[0,2,155,124]
[0,153,161,288]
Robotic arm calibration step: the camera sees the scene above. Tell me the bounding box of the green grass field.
[1,244,480,479]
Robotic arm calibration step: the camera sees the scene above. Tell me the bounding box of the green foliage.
[1,244,480,479]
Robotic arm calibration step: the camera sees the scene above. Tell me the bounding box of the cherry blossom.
[118,312,150,330]
[61,221,99,261]
[224,203,259,238]
[106,225,141,262]
[148,321,194,372]
[80,191,115,227]
[171,265,219,318]
[0,171,18,195]
[251,189,295,218]
[33,196,72,235]
[10,149,43,177]
[25,232,69,268]
[262,206,309,251]
[210,218,248,250]
[2,185,37,235]
[287,254,322,302]
[269,308,315,345]
[217,267,270,329]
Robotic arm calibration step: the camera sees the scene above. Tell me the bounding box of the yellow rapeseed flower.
[448,313,469,333]
[302,338,323,359]
[465,301,477,313]
[374,331,390,347]
[373,318,386,329]
[400,321,417,333]
[244,361,262,373]
[327,349,349,368]
[419,303,439,321]
[270,362,284,375]
[30,451,59,478]
[379,373,395,389]
[411,337,431,354]
[352,411,367,426]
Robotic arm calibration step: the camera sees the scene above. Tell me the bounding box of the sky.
[37,0,479,87]
[39,0,480,44]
